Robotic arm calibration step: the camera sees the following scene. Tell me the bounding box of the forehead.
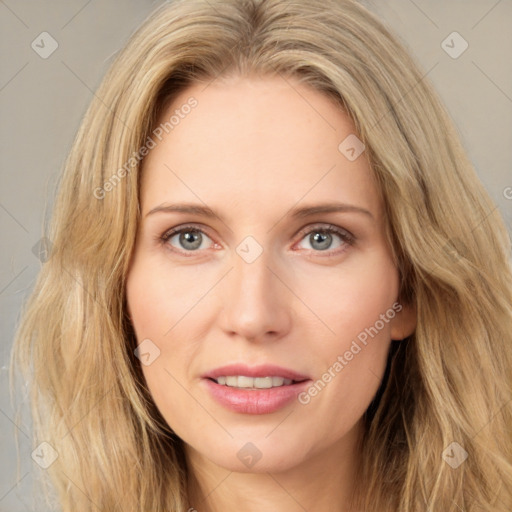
[140,75,381,221]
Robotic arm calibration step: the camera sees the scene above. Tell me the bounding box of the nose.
[218,246,292,343]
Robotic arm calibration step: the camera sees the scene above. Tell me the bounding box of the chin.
[186,432,313,474]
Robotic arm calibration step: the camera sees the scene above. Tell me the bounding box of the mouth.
[207,375,307,389]
[202,364,311,414]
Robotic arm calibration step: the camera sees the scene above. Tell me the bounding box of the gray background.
[1,1,511,510]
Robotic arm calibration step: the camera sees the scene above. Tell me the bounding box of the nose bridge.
[234,248,272,303]
[220,242,290,340]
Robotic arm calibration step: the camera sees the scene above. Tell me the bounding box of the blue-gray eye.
[164,227,213,251]
[296,227,350,252]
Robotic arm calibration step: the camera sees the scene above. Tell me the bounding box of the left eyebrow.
[289,202,374,220]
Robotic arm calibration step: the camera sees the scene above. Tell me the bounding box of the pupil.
[311,232,331,251]
[180,230,201,250]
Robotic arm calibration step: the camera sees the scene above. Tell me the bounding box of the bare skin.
[126,73,416,512]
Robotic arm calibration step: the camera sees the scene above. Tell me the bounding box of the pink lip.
[202,364,311,415]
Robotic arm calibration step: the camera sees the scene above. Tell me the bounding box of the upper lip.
[202,364,310,382]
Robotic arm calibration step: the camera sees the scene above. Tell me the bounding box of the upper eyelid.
[297,222,351,235]
[163,223,215,241]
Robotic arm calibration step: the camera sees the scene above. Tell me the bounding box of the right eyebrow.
[145,203,218,219]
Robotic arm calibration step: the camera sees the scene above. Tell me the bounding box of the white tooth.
[219,375,293,388]
[272,376,285,387]
[237,376,254,388]
[226,376,238,387]
[254,377,273,389]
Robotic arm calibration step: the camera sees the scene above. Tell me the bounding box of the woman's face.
[126,74,416,474]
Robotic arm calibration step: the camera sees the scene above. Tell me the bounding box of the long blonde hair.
[12,0,512,510]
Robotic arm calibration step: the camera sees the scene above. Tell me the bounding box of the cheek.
[297,250,400,344]
[126,255,207,339]
[125,255,209,423]
[293,253,399,421]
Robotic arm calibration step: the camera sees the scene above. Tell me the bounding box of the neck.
[185,420,365,512]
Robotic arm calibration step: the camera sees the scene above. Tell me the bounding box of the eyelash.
[158,223,355,258]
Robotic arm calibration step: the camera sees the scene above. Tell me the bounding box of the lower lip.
[203,378,311,414]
